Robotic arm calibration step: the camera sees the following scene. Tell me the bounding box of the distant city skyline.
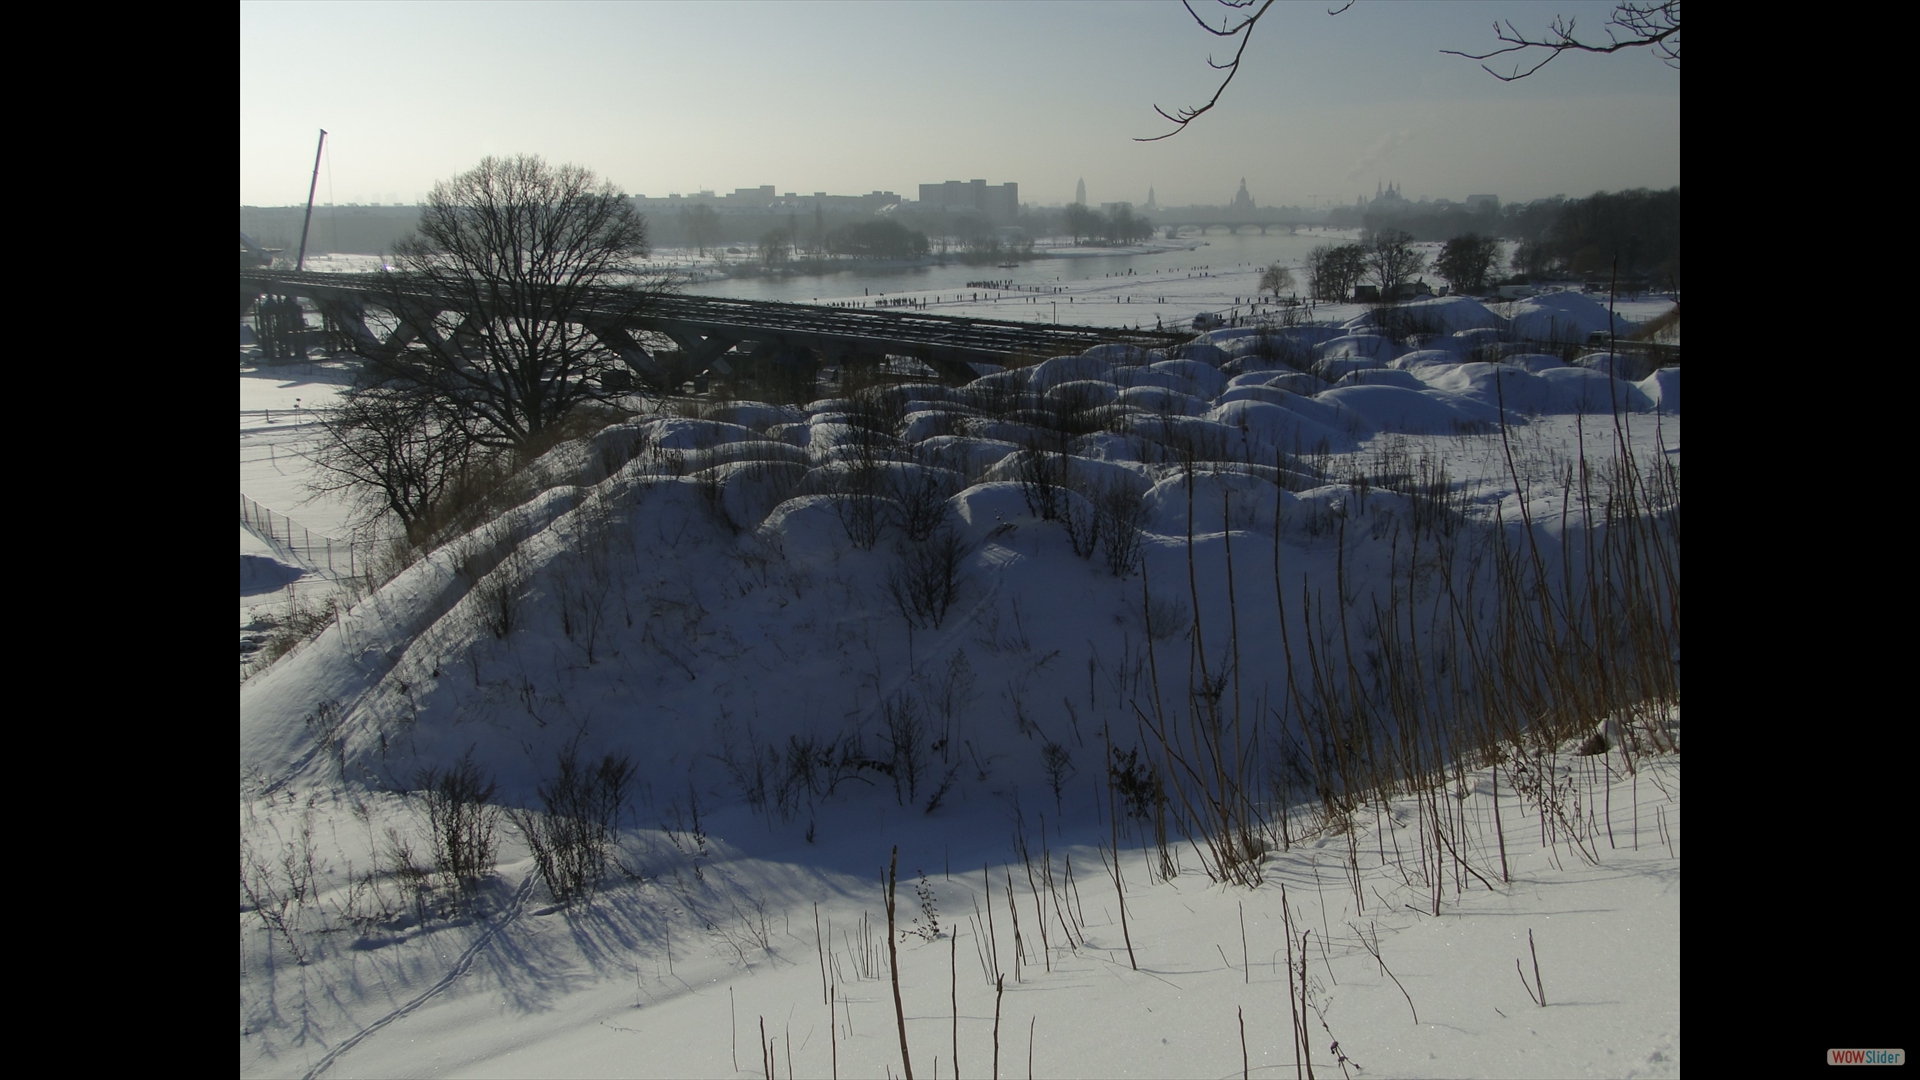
[241,2,1678,209]
[254,177,1502,213]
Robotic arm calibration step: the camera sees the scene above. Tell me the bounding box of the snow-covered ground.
[240,361,372,664]
[294,237,1675,339]
[240,290,1679,1078]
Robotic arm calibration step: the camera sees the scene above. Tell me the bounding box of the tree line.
[1347,187,1678,287]
[1509,187,1678,285]
[1303,230,1505,301]
[1059,202,1156,245]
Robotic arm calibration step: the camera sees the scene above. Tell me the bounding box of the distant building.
[1230,178,1255,214]
[1369,180,1409,209]
[1076,178,1087,206]
[631,186,899,215]
[1145,186,1157,212]
[918,179,1020,224]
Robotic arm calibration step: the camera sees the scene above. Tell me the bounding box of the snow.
[241,285,1679,1078]
[1500,291,1639,343]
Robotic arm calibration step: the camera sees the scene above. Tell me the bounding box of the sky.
[240,1,1679,210]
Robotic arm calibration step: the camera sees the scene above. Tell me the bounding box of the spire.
[1075,178,1087,205]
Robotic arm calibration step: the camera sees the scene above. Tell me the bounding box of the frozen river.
[672,228,1364,329]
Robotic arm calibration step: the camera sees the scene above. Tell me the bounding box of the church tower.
[1231,178,1254,213]
[1075,178,1087,206]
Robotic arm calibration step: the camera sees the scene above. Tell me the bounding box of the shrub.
[1017,438,1073,522]
[886,529,970,630]
[882,693,928,805]
[417,748,502,893]
[833,462,890,550]
[1041,741,1075,812]
[1108,746,1164,823]
[509,746,634,904]
[889,450,961,542]
[1095,477,1150,577]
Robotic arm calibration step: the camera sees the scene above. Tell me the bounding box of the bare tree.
[1258,263,1295,298]
[310,379,491,544]
[1365,229,1426,294]
[758,227,791,268]
[1064,203,1101,245]
[1143,1,1678,138]
[358,155,667,454]
[1308,243,1367,302]
[1434,234,1502,295]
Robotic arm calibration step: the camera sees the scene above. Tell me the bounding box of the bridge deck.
[242,270,1191,365]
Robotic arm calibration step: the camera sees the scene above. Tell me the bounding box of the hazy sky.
[240,1,1678,209]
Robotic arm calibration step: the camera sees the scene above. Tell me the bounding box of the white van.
[1192,311,1225,331]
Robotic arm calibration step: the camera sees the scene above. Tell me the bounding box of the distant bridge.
[241,270,1190,384]
[1163,220,1316,236]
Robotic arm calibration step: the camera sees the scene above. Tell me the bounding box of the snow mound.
[1504,353,1567,372]
[1166,341,1230,367]
[1143,470,1295,537]
[700,401,805,431]
[1537,366,1657,413]
[1080,343,1163,366]
[1317,384,1499,433]
[1317,333,1401,363]
[1506,291,1638,342]
[1043,379,1121,408]
[1028,354,1116,390]
[1317,356,1387,380]
[1208,397,1363,454]
[1148,359,1229,398]
[1639,366,1680,413]
[917,434,1024,474]
[1115,384,1210,416]
[1572,349,1656,382]
[1332,368,1429,391]
[639,416,759,450]
[1391,349,1464,371]
[949,481,1040,538]
[1346,295,1504,335]
[1411,361,1655,416]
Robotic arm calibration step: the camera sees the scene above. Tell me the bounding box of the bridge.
[1162,220,1316,236]
[241,270,1191,385]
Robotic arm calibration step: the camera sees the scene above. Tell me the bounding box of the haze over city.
[240,0,1678,210]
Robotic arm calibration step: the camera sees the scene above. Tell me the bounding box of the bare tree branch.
[1441,2,1680,81]
[1146,1,1677,138]
[1137,0,1277,141]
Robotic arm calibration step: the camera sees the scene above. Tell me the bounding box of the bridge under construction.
[240,270,1191,385]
